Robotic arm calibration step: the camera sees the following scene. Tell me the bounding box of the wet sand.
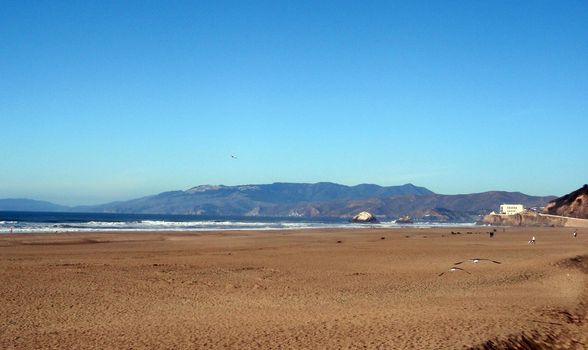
[1,227,587,349]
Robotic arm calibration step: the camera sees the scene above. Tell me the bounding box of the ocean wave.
[85,221,140,227]
[138,220,270,227]
[0,221,477,233]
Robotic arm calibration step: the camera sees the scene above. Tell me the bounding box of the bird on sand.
[454,258,501,265]
[438,267,471,276]
[573,230,577,238]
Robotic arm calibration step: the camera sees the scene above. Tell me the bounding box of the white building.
[499,204,524,215]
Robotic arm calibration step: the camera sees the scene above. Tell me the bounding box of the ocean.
[0,211,476,233]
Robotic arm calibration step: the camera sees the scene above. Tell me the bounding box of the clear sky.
[1,1,587,205]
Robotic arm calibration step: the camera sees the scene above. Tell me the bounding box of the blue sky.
[1,1,587,205]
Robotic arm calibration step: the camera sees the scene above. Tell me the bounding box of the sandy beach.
[1,227,586,349]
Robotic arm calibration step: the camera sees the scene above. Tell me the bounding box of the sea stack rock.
[351,211,378,223]
[395,215,414,224]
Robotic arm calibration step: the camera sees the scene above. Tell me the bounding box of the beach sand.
[1,227,587,349]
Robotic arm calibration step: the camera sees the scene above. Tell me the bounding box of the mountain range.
[0,198,69,212]
[0,182,556,222]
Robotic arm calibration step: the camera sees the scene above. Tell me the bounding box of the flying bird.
[438,267,471,276]
[454,258,501,265]
[231,155,238,159]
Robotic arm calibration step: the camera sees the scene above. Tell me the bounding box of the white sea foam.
[0,218,477,233]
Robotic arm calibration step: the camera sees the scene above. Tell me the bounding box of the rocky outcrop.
[544,185,588,219]
[351,211,378,223]
[482,211,568,227]
[482,211,588,227]
[395,216,413,224]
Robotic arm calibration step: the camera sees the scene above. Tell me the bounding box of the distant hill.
[0,182,557,221]
[0,198,68,212]
[76,182,433,215]
[297,191,557,221]
[72,182,555,221]
[544,184,588,219]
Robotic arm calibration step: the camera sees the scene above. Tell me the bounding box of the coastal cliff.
[482,211,588,227]
[482,185,588,227]
[544,184,588,219]
[482,212,567,227]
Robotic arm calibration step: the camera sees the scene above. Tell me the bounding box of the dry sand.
[0,227,587,349]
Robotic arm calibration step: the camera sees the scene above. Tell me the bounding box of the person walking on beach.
[528,236,536,245]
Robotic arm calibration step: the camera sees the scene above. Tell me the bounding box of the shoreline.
[0,222,480,235]
[2,227,586,349]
